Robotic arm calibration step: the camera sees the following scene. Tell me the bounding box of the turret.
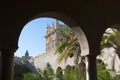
[25,50,29,57]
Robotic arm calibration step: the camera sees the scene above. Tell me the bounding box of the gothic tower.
[44,20,65,53]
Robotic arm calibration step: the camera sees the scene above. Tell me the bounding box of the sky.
[15,18,63,57]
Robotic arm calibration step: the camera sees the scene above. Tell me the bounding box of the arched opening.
[14,12,89,80]
[98,24,120,79]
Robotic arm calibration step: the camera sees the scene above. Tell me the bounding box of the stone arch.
[18,12,89,56]
[99,24,120,73]
[16,11,90,80]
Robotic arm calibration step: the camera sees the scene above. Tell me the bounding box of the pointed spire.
[56,19,59,25]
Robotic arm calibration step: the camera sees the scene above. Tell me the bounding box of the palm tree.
[55,26,81,66]
[55,26,86,79]
[101,28,120,71]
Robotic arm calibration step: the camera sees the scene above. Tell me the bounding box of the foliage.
[64,65,85,80]
[23,73,43,80]
[113,74,120,80]
[97,59,113,80]
[97,59,120,80]
[43,63,55,80]
[64,65,74,80]
[56,66,64,80]
[20,62,87,80]
[13,62,32,80]
[55,26,81,65]
[16,61,120,80]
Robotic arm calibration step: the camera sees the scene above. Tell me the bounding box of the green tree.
[23,63,55,80]
[64,65,83,80]
[64,65,75,80]
[42,63,55,80]
[56,66,64,80]
[23,73,43,80]
[97,59,113,80]
[13,63,32,80]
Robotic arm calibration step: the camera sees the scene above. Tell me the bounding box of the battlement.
[44,20,65,53]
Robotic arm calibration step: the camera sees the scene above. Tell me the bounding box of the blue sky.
[15,18,62,57]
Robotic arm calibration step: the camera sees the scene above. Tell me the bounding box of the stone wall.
[29,51,74,71]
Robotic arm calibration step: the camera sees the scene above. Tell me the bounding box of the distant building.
[14,50,32,65]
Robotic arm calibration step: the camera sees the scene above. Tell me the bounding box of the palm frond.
[55,26,81,65]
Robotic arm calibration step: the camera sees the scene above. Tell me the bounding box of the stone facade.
[29,51,74,71]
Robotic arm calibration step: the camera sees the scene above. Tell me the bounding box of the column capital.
[0,45,18,57]
[0,45,18,51]
[85,53,98,62]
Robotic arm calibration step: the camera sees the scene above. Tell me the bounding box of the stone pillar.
[0,47,17,80]
[86,54,98,80]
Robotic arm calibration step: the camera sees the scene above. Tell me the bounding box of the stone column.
[86,54,98,80]
[0,47,17,80]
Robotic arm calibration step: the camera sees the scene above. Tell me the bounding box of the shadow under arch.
[19,12,89,56]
